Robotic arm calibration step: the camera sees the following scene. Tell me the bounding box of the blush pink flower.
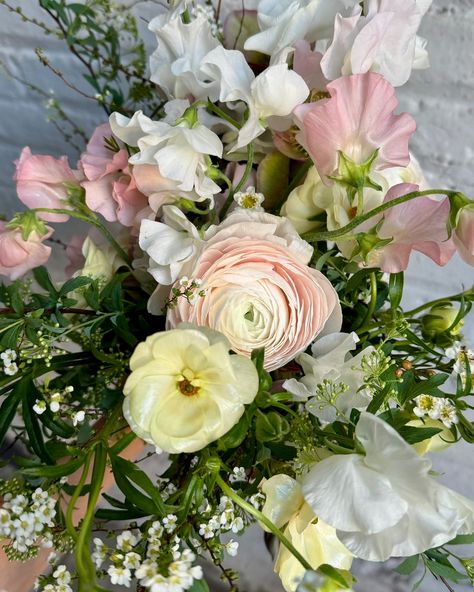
[14,147,79,222]
[366,183,455,273]
[453,205,474,266]
[80,123,148,227]
[167,211,342,371]
[295,73,416,184]
[0,221,53,280]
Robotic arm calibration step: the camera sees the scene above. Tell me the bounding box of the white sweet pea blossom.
[283,333,372,423]
[148,13,219,100]
[109,109,223,199]
[201,46,309,150]
[302,412,474,562]
[321,0,432,87]
[244,0,357,58]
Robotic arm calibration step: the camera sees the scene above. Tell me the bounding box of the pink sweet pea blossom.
[295,73,416,184]
[453,205,474,266]
[80,123,148,227]
[366,183,455,273]
[0,221,53,280]
[14,147,79,222]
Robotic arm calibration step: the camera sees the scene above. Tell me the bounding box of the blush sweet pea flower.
[0,221,53,280]
[167,210,342,371]
[122,326,259,453]
[80,123,148,227]
[14,147,80,222]
[302,412,474,561]
[366,183,455,272]
[295,73,416,184]
[453,204,474,266]
[321,0,432,87]
[261,475,353,592]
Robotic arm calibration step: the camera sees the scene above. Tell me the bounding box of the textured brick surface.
[0,2,473,591]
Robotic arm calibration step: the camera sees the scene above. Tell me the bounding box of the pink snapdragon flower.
[80,123,148,227]
[366,183,455,273]
[453,205,474,266]
[295,73,416,184]
[14,147,80,222]
[0,221,53,280]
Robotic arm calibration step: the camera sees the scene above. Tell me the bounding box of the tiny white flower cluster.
[1,348,18,376]
[137,548,203,591]
[414,395,459,428]
[42,565,73,592]
[229,466,246,483]
[233,187,265,212]
[0,488,56,554]
[33,385,74,415]
[446,343,474,380]
[198,495,244,544]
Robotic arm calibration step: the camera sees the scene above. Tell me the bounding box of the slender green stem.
[206,102,241,129]
[66,450,93,539]
[404,287,474,316]
[31,207,131,266]
[219,143,255,219]
[76,444,107,592]
[357,272,378,332]
[215,474,312,571]
[302,189,457,242]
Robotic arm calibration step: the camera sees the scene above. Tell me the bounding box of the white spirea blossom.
[302,413,474,561]
[123,325,259,453]
[234,187,265,211]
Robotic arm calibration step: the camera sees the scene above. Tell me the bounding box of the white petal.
[200,46,254,104]
[261,475,304,529]
[251,65,309,118]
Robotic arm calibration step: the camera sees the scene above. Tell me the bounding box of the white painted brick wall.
[0,2,473,591]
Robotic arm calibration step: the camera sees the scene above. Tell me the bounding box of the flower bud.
[421,304,462,340]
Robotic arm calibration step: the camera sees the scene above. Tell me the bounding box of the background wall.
[0,2,473,591]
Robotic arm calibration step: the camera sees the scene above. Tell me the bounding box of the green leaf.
[217,412,250,450]
[256,151,290,210]
[0,378,26,446]
[33,266,58,297]
[395,555,420,575]
[95,507,149,521]
[255,410,289,442]
[0,322,23,349]
[22,455,85,478]
[22,391,54,464]
[187,580,210,592]
[426,559,468,582]
[318,565,352,589]
[398,426,442,445]
[447,532,474,545]
[59,276,92,297]
[39,409,74,439]
[389,272,404,309]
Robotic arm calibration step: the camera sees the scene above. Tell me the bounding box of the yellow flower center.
[241,194,259,209]
[178,377,200,397]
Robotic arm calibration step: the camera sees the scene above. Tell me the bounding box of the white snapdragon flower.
[244,0,357,57]
[302,412,474,561]
[321,0,432,86]
[148,13,219,101]
[201,46,309,150]
[110,109,222,198]
[283,333,372,423]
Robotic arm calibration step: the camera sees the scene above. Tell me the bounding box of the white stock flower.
[148,14,219,100]
[123,325,259,453]
[110,109,222,198]
[244,0,357,57]
[261,475,352,592]
[201,46,309,150]
[283,333,372,423]
[302,412,474,561]
[321,0,432,87]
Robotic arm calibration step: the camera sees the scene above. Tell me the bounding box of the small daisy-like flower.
[230,516,244,533]
[135,559,157,580]
[53,565,71,585]
[248,492,265,510]
[148,520,164,539]
[117,530,138,552]
[72,410,86,426]
[107,565,132,587]
[123,551,141,570]
[4,362,18,376]
[163,514,178,533]
[234,186,265,211]
[438,400,459,429]
[33,399,47,415]
[1,349,17,364]
[225,539,239,557]
[413,394,441,419]
[198,522,215,539]
[229,466,246,483]
[49,392,63,413]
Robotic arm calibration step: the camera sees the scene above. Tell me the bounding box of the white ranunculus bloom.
[283,333,373,423]
[201,46,309,151]
[139,205,203,286]
[321,0,432,87]
[261,475,353,592]
[302,412,474,561]
[148,14,219,101]
[109,109,223,198]
[123,326,259,453]
[244,0,357,58]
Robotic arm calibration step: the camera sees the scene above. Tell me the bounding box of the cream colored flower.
[123,326,259,453]
[261,475,352,592]
[78,236,121,282]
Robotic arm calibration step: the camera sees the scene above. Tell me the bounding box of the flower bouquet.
[0,1,473,591]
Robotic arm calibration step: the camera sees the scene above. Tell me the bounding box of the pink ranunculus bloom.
[453,205,474,266]
[0,221,53,280]
[366,183,456,273]
[295,73,416,184]
[14,147,80,223]
[167,210,342,372]
[80,123,148,227]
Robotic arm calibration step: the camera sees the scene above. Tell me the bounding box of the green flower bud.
[421,304,463,339]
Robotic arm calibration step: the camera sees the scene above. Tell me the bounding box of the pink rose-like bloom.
[295,73,416,184]
[453,205,474,266]
[0,221,53,280]
[14,147,79,222]
[80,123,148,227]
[366,183,455,273]
[167,211,342,371]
